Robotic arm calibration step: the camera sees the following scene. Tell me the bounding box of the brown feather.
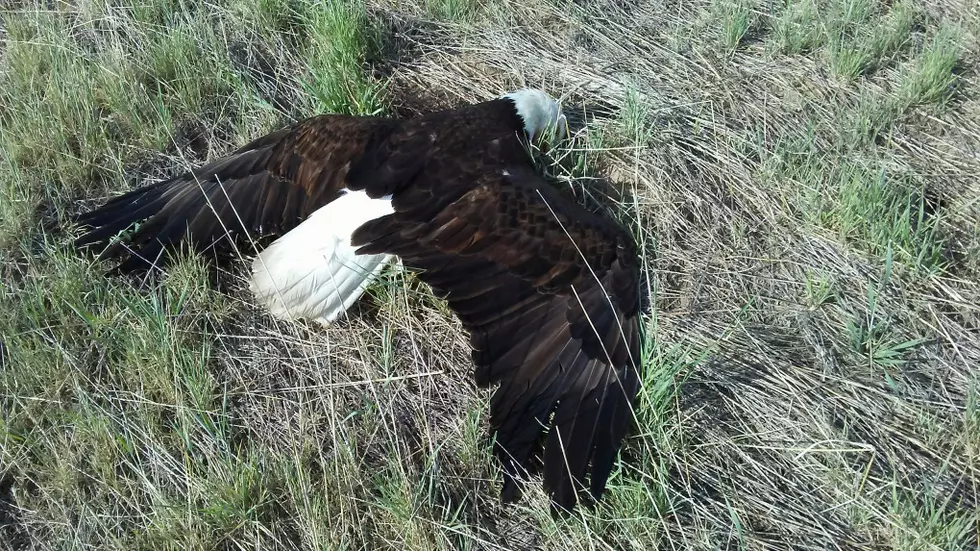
[352,147,644,513]
[74,115,399,270]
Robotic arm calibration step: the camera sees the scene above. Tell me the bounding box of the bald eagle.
[74,89,644,514]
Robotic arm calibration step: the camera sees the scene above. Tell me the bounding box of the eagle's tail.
[248,189,395,325]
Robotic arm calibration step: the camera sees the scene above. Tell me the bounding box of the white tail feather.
[248,189,394,325]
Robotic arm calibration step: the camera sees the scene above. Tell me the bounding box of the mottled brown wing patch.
[352,164,622,293]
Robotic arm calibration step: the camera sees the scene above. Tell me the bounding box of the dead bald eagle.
[74,89,644,514]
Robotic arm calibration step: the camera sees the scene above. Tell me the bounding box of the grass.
[717,0,755,54]
[773,0,824,55]
[2,0,980,549]
[304,0,387,115]
[897,24,964,110]
[774,0,919,80]
[425,0,482,21]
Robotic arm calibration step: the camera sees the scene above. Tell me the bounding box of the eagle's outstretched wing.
[73,115,399,271]
[350,162,643,512]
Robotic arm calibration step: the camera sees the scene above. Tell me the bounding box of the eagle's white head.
[501,89,569,142]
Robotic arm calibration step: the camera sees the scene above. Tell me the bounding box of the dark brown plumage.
[75,115,399,271]
[74,91,644,514]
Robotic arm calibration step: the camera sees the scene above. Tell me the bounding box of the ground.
[1,0,979,549]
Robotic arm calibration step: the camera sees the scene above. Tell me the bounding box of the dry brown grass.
[2,0,979,549]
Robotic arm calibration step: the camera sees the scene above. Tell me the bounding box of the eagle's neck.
[499,89,561,141]
[486,97,533,138]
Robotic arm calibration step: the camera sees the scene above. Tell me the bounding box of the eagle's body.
[75,90,644,513]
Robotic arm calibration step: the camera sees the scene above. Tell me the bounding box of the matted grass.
[2,0,979,549]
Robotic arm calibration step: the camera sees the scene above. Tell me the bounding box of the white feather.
[248,189,395,325]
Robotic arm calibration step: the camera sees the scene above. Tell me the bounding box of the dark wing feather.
[73,114,397,271]
[351,162,643,513]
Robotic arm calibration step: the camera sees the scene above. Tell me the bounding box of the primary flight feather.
[73,89,645,513]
